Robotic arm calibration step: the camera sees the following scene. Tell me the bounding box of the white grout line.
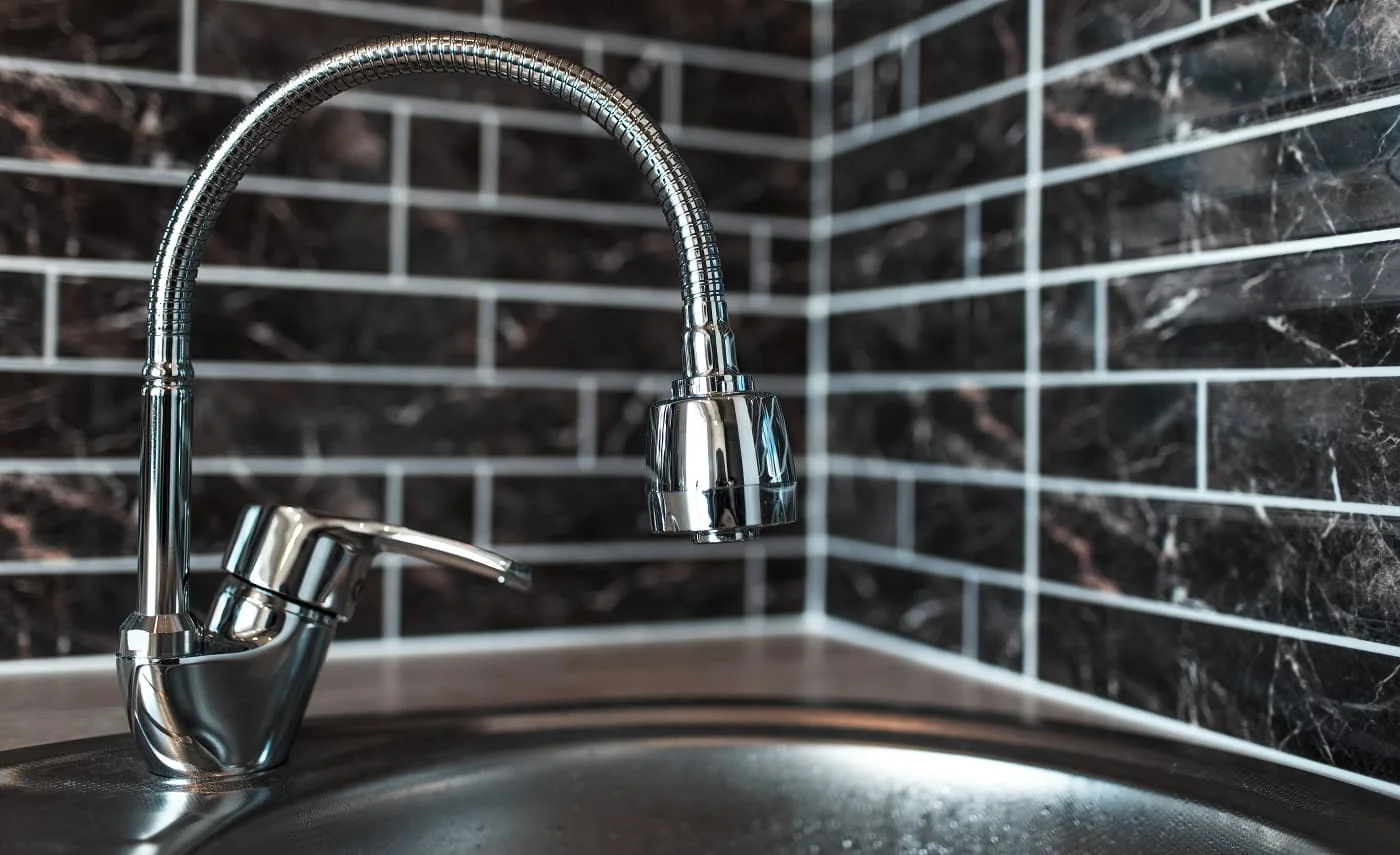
[381,464,405,639]
[744,544,768,617]
[827,363,1400,392]
[749,222,773,297]
[819,0,1004,78]
[576,377,599,468]
[473,463,495,547]
[388,103,412,282]
[900,38,920,113]
[824,454,1400,520]
[582,36,605,73]
[962,198,982,278]
[0,55,809,160]
[821,617,1400,801]
[40,267,59,363]
[662,51,684,129]
[476,291,497,374]
[804,0,834,621]
[828,536,1400,660]
[0,614,811,678]
[895,474,916,554]
[1196,379,1209,491]
[961,580,980,659]
[1020,0,1045,682]
[0,255,808,316]
[1199,0,1212,21]
[851,61,873,126]
[478,110,501,200]
[481,0,501,28]
[1092,276,1108,374]
[224,0,813,80]
[179,0,199,80]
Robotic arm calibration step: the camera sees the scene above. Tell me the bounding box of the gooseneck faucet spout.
[119,33,796,779]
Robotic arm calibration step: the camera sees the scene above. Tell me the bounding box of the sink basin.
[0,700,1393,853]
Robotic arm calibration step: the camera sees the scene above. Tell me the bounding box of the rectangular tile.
[402,558,746,634]
[1041,281,1096,371]
[1044,0,1198,66]
[1108,243,1400,370]
[832,96,1026,212]
[1038,595,1400,783]
[407,208,673,286]
[0,76,391,183]
[1041,103,1400,269]
[763,557,807,614]
[0,0,180,69]
[977,194,1026,275]
[60,279,479,365]
[828,559,963,652]
[977,584,1024,670]
[496,303,807,374]
[195,381,581,457]
[828,389,1024,468]
[491,476,649,544]
[501,0,812,56]
[1210,378,1400,504]
[830,209,964,290]
[828,475,900,546]
[409,116,482,194]
[917,1,1027,104]
[1042,492,1400,644]
[829,291,1025,372]
[1041,384,1197,485]
[0,373,141,458]
[682,67,810,137]
[0,574,133,658]
[1045,0,1400,167]
[0,274,44,356]
[914,482,1023,569]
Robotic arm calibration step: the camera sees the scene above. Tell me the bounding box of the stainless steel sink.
[0,701,1393,853]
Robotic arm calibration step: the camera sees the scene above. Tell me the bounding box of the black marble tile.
[1046,0,1400,167]
[1041,384,1197,485]
[764,557,807,614]
[1041,281,1096,371]
[0,274,43,356]
[400,476,476,542]
[0,373,141,458]
[496,303,806,375]
[195,381,581,458]
[1042,492,1400,644]
[0,0,179,69]
[198,1,587,111]
[1041,103,1400,269]
[0,573,132,659]
[1209,378,1400,504]
[828,388,1024,468]
[750,237,812,295]
[829,291,1025,372]
[828,475,899,545]
[0,177,389,270]
[408,208,673,286]
[1109,243,1400,370]
[682,67,810,138]
[1044,0,1198,66]
[501,0,812,56]
[914,482,1023,569]
[0,75,390,183]
[978,194,1026,275]
[827,559,963,651]
[409,116,482,194]
[829,209,964,290]
[493,128,809,217]
[60,279,479,365]
[402,558,746,634]
[596,391,808,465]
[492,476,650,544]
[832,96,1026,212]
[831,0,961,51]
[978,584,1023,670]
[917,1,1027,104]
[1038,596,1400,783]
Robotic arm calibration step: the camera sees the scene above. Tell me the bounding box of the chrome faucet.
[117,33,797,779]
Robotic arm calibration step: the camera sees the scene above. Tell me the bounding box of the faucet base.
[118,611,201,658]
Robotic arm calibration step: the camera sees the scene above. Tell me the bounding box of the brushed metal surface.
[0,701,1392,854]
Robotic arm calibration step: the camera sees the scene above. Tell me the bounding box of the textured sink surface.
[0,701,1393,853]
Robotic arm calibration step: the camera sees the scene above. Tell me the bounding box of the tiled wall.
[0,0,812,658]
[820,0,1400,785]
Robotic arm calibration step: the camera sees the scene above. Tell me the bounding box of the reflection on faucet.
[117,33,797,779]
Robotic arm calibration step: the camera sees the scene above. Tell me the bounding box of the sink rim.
[1,697,1396,852]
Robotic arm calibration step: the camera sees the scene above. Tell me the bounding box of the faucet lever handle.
[223,505,532,620]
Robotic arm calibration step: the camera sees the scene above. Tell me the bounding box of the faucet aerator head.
[646,382,798,542]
